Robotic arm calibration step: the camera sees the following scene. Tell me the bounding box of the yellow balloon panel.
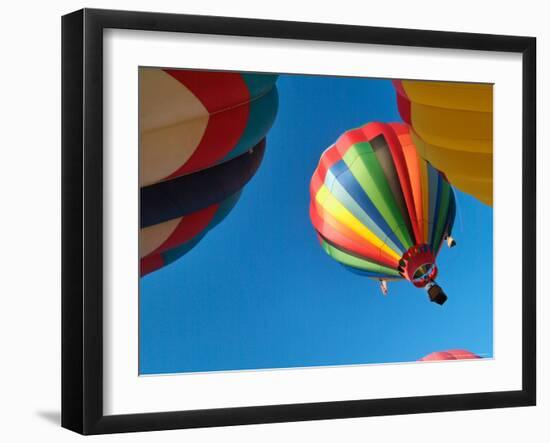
[411,132,492,182]
[399,80,493,206]
[409,104,492,153]
[402,81,493,113]
[445,173,492,206]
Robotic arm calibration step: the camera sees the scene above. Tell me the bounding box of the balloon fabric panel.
[140,140,265,228]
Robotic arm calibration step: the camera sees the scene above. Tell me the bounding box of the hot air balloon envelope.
[310,122,456,302]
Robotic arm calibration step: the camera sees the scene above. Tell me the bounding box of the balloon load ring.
[398,244,438,288]
[397,244,448,305]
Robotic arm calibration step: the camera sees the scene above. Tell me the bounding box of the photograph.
[0,0,541,439]
[138,67,493,375]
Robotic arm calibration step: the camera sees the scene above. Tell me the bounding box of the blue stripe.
[433,181,451,251]
[427,164,440,245]
[440,187,456,242]
[446,188,457,235]
[429,171,443,249]
[329,159,407,252]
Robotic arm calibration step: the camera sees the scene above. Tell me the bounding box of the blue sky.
[139,74,493,375]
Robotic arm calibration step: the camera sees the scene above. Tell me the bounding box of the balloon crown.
[398,244,438,288]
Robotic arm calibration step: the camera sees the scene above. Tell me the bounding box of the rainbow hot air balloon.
[310,122,457,305]
[393,80,492,206]
[419,349,480,361]
[139,68,278,186]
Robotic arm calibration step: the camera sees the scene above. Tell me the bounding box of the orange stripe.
[397,136,425,244]
[380,123,423,244]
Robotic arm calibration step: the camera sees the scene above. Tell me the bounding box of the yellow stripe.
[316,185,401,260]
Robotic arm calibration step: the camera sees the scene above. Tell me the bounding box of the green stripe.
[321,239,400,277]
[433,180,451,250]
[343,142,413,249]
[427,165,440,241]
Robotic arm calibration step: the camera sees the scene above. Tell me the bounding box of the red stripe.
[164,70,250,113]
[334,127,371,154]
[392,79,406,97]
[309,147,341,206]
[140,254,165,277]
[315,145,343,183]
[145,204,219,258]
[362,122,423,244]
[392,80,412,124]
[163,70,250,177]
[388,121,409,138]
[309,171,325,199]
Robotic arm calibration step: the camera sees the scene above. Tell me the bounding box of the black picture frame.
[62,8,537,435]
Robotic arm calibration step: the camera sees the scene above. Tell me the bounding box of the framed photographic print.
[61,8,536,435]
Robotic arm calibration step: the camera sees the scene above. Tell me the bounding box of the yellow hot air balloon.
[394,80,493,206]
